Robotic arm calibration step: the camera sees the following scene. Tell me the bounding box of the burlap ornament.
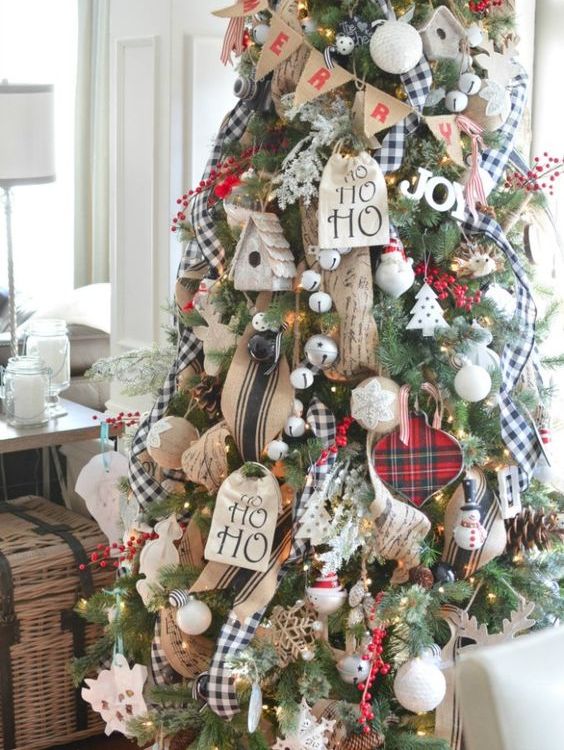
[442,467,506,579]
[160,607,215,679]
[178,517,206,569]
[192,291,238,376]
[318,150,389,249]
[294,49,355,107]
[464,88,511,133]
[147,416,199,470]
[221,294,294,461]
[255,15,304,81]
[323,248,379,380]
[180,421,231,491]
[350,376,400,433]
[271,0,309,116]
[425,115,466,167]
[204,464,282,573]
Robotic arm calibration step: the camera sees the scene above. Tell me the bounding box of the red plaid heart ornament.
[372,384,463,506]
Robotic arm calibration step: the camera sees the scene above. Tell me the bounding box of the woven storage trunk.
[0,496,115,750]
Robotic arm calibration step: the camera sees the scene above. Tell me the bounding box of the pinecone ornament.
[191,375,222,417]
[342,730,385,750]
[169,728,198,750]
[506,507,563,554]
[409,564,434,590]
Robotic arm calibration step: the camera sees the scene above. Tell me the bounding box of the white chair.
[456,625,564,750]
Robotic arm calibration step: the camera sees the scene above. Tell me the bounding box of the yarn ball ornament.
[146,416,199,470]
[393,656,446,713]
[369,21,423,75]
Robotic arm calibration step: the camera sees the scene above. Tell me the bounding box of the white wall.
[109,0,235,362]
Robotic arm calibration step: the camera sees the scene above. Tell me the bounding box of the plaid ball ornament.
[372,412,463,506]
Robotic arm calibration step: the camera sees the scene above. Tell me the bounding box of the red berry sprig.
[357,594,390,734]
[505,153,563,198]
[92,411,141,429]
[468,0,502,14]
[414,264,481,312]
[79,531,160,573]
[317,416,354,466]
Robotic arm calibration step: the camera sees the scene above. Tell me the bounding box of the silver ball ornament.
[454,364,492,402]
[445,90,469,113]
[369,20,423,75]
[290,366,314,390]
[175,598,212,636]
[337,654,371,685]
[318,248,341,271]
[304,335,339,369]
[266,439,289,461]
[301,269,321,292]
[309,291,333,313]
[284,415,306,438]
[458,72,481,96]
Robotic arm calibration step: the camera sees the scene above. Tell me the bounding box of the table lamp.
[0,81,56,358]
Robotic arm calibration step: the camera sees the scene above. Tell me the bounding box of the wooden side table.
[0,399,119,502]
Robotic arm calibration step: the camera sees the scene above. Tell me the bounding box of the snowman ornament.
[374,240,415,298]
[453,503,488,551]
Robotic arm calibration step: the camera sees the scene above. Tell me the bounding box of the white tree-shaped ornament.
[295,490,332,546]
[272,698,335,750]
[406,283,449,337]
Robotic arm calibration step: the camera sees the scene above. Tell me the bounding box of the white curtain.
[74,0,110,287]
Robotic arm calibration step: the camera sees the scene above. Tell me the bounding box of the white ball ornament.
[337,654,371,685]
[309,291,333,313]
[318,248,341,271]
[445,90,469,113]
[284,415,307,438]
[454,363,492,402]
[290,366,315,390]
[369,20,423,75]
[393,657,446,713]
[304,335,339,369]
[466,24,483,48]
[175,598,212,636]
[252,312,274,332]
[301,269,321,292]
[252,23,270,45]
[335,34,355,55]
[301,648,315,662]
[266,439,289,461]
[458,72,481,96]
[301,16,317,34]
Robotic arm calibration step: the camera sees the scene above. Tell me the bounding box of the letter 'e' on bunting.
[363,84,413,138]
[425,115,465,167]
[294,49,355,106]
[256,16,304,81]
[212,0,268,18]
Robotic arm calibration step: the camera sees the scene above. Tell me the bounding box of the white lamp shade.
[0,83,55,186]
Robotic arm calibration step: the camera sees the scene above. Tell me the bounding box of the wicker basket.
[0,496,115,750]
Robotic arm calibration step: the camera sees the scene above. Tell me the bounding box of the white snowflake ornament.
[350,377,398,431]
[272,698,335,750]
[81,654,148,736]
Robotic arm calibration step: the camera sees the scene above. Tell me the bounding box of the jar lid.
[6,355,49,374]
[27,318,68,335]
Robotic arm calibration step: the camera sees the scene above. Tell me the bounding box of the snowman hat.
[310,572,343,590]
[381,237,407,260]
[461,502,481,512]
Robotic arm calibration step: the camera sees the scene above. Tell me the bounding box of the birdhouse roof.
[419,7,465,58]
[231,212,297,280]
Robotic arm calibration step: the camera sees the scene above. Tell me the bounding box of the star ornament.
[351,377,396,431]
[81,654,148,736]
[272,698,335,750]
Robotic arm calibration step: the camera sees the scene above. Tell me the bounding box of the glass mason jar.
[1,356,50,427]
[25,319,70,416]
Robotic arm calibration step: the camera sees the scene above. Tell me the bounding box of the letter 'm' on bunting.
[294,49,355,106]
[213,0,268,18]
[425,115,465,167]
[363,84,413,137]
[255,16,304,80]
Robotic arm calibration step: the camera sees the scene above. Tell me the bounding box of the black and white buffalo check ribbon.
[203,400,337,718]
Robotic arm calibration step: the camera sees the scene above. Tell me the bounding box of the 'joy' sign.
[318,151,390,249]
[204,466,280,572]
[399,167,467,221]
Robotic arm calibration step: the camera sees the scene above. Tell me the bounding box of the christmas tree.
[76,1,564,749]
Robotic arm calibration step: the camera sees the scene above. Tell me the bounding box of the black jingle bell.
[432,561,457,584]
[248,332,276,363]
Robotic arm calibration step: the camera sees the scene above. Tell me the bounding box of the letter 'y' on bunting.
[294,49,355,106]
[425,115,465,167]
[363,84,413,138]
[256,16,304,80]
[213,0,268,17]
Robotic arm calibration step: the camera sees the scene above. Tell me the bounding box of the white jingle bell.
[266,439,289,461]
[337,654,371,685]
[335,33,355,55]
[369,20,423,75]
[304,335,339,369]
[284,415,307,438]
[318,248,341,271]
[466,24,483,48]
[301,269,321,292]
[252,312,275,332]
[393,657,446,713]
[175,597,213,636]
[458,72,481,96]
[454,363,492,402]
[293,398,304,417]
[309,291,333,313]
[445,90,468,113]
[301,16,317,34]
[290,366,315,390]
[252,23,270,45]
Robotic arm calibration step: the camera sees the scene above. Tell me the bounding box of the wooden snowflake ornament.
[266,600,318,666]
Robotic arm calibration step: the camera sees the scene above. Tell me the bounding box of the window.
[0,0,77,306]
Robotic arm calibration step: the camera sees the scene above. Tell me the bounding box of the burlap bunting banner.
[294,48,355,106]
[256,15,304,81]
[426,114,466,167]
[364,83,414,137]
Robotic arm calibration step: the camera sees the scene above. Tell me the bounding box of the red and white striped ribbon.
[456,114,487,220]
[220,16,245,65]
[421,381,443,429]
[399,384,411,445]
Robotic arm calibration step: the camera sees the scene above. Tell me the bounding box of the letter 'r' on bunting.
[363,84,413,138]
[255,16,304,80]
[294,49,355,106]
